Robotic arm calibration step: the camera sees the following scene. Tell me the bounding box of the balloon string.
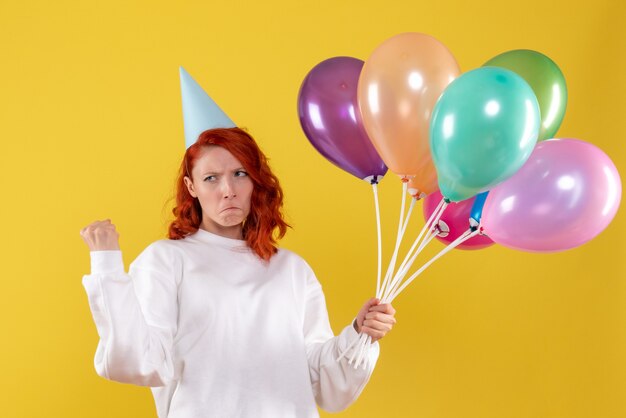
[349,333,374,370]
[383,204,445,301]
[378,181,410,300]
[389,198,446,292]
[378,181,408,298]
[399,197,417,248]
[349,200,455,368]
[411,199,447,262]
[352,185,416,369]
[353,334,370,369]
[347,201,474,367]
[362,337,371,370]
[340,182,417,369]
[382,198,448,302]
[383,226,439,302]
[337,333,360,362]
[386,228,474,303]
[349,211,476,368]
[373,183,383,298]
[387,228,480,303]
[354,335,372,370]
[337,184,385,365]
[348,333,368,364]
[339,183,386,363]
[381,196,416,298]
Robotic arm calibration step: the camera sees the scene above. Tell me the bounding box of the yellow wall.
[1,0,624,417]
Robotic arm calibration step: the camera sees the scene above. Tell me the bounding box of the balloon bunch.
[297,35,622,369]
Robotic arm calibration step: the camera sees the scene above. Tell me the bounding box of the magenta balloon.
[423,190,495,250]
[298,57,387,181]
[482,138,622,252]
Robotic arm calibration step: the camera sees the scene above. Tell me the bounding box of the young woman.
[80,127,396,417]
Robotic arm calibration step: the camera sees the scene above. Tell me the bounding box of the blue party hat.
[180,67,236,149]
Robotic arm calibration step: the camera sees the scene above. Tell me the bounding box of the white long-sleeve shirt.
[82,228,379,417]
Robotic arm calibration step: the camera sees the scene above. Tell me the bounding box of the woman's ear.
[184,176,197,198]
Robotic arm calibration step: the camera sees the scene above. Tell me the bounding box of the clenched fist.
[354,298,396,343]
[80,219,121,251]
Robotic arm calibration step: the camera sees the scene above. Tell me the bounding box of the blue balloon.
[470,191,489,228]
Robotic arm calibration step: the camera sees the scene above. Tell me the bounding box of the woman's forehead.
[194,146,244,172]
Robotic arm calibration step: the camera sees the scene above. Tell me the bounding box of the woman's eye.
[235,171,248,177]
[204,175,217,182]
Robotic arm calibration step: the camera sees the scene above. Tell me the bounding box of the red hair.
[168,128,290,260]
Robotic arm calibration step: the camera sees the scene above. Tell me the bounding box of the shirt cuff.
[90,251,125,275]
[337,319,380,366]
[351,318,360,336]
[343,317,379,347]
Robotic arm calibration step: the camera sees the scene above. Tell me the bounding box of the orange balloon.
[358,33,460,194]
[407,162,438,198]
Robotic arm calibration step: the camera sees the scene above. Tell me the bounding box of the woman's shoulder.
[273,248,324,296]
[274,247,316,275]
[139,237,183,254]
[275,246,306,263]
[131,238,186,269]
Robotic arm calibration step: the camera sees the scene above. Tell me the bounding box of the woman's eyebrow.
[201,167,245,176]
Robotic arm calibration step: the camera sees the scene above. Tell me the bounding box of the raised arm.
[80,220,180,387]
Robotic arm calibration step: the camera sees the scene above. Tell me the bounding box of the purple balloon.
[298,57,387,182]
[482,138,621,252]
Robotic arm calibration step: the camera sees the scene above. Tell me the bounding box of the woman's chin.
[219,216,245,228]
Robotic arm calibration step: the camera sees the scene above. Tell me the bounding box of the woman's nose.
[222,178,236,198]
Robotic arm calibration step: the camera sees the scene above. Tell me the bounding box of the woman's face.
[184,146,253,239]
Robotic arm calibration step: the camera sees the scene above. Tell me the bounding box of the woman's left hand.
[354,298,396,343]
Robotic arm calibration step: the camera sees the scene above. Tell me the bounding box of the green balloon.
[430,67,540,202]
[483,49,567,141]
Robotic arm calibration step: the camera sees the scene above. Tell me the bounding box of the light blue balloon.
[430,67,540,202]
[180,67,236,149]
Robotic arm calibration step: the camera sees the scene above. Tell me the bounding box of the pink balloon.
[482,138,622,252]
[423,190,495,250]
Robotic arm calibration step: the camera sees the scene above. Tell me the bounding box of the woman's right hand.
[80,219,121,251]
